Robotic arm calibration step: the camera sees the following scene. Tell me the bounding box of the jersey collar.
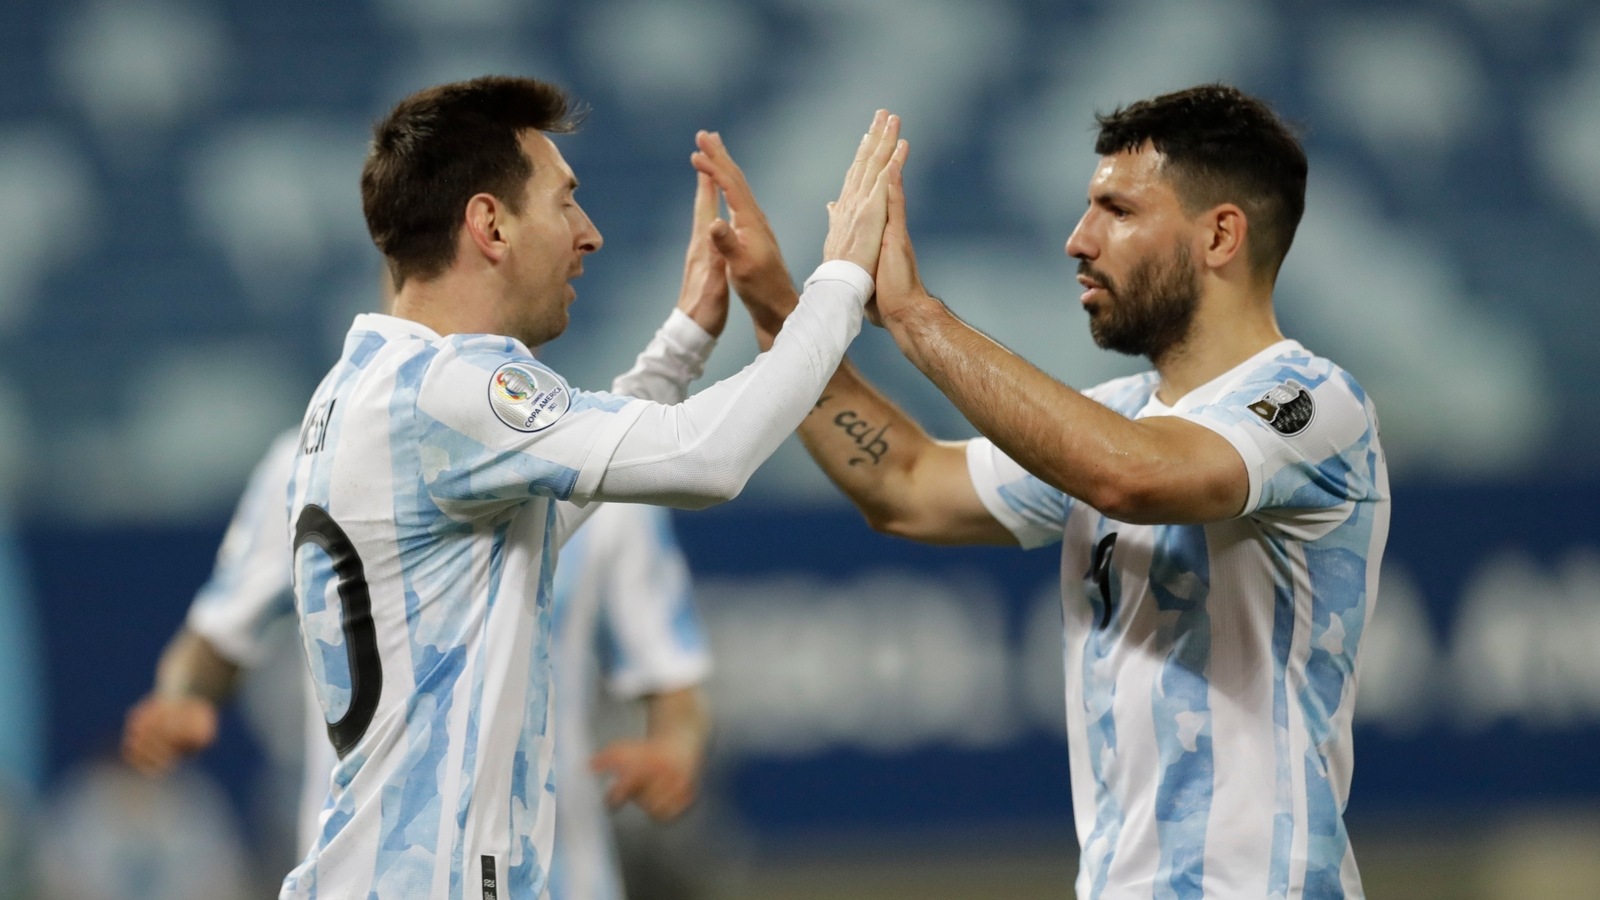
[1144,339,1305,415]
[350,312,445,342]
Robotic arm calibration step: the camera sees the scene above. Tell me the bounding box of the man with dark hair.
[281,75,906,899]
[738,84,1389,898]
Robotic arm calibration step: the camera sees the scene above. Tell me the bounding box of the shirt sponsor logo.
[488,362,570,432]
[1248,379,1315,435]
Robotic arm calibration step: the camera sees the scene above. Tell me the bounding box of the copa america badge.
[488,362,570,432]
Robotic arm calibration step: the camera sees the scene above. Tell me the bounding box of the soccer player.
[736,85,1390,899]
[282,76,904,899]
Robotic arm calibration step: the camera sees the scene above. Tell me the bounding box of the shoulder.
[1226,349,1376,438]
[1084,370,1159,415]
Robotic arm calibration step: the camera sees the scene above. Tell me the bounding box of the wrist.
[883,290,945,340]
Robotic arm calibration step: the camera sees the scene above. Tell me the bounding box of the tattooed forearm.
[831,409,890,466]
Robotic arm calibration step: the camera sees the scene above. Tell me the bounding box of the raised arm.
[610,171,729,405]
[870,146,1247,525]
[797,360,1014,545]
[703,119,1012,545]
[588,113,909,507]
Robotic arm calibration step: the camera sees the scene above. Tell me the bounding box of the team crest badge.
[1248,380,1315,435]
[488,362,570,432]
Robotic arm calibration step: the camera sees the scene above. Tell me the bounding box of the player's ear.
[464,193,508,262]
[1202,203,1246,272]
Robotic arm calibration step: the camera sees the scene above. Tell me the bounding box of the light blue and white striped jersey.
[968,340,1389,900]
[281,313,657,900]
[184,432,709,899]
[547,503,709,900]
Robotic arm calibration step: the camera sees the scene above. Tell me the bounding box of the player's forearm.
[736,279,799,352]
[154,627,242,702]
[884,298,1199,522]
[595,263,868,507]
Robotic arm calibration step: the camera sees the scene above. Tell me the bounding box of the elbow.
[860,506,908,538]
[682,466,751,510]
[1082,473,1162,525]
[860,503,945,543]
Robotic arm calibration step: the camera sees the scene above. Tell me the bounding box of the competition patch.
[1248,379,1315,435]
[488,362,570,432]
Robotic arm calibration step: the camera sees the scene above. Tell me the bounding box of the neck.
[1150,288,1284,404]
[391,269,498,340]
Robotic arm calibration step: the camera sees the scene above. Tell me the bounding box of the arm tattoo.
[831,409,890,466]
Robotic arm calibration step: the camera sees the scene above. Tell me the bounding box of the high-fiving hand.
[690,131,796,343]
[675,171,730,337]
[867,135,933,328]
[823,109,909,276]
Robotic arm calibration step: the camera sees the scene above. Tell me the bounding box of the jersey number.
[294,504,383,758]
[1090,532,1118,630]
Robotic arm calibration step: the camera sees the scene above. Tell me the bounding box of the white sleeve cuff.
[1174,412,1263,518]
[803,259,874,302]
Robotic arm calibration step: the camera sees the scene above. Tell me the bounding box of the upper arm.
[875,440,1025,546]
[1101,415,1251,525]
[1180,365,1384,520]
[413,340,645,516]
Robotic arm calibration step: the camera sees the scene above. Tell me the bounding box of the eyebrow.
[1089,189,1134,208]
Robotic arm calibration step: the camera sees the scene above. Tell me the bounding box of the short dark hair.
[1094,84,1307,279]
[361,76,585,287]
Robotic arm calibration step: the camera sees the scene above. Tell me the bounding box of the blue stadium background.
[2,0,1599,897]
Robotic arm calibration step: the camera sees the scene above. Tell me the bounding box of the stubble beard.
[1082,244,1200,365]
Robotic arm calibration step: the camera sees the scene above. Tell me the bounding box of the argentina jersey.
[546,503,709,900]
[282,313,653,900]
[967,340,1389,900]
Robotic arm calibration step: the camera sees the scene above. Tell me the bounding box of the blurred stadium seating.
[3,0,1599,897]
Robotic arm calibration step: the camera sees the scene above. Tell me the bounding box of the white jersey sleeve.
[1174,356,1385,528]
[415,261,868,517]
[553,309,719,548]
[590,260,871,507]
[186,428,300,666]
[590,505,711,698]
[609,308,716,405]
[965,437,1071,550]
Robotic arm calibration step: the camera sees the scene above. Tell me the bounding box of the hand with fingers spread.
[675,171,730,337]
[823,109,909,277]
[690,130,797,345]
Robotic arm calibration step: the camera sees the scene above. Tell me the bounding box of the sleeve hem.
[1173,412,1263,517]
[606,657,713,700]
[570,400,651,502]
